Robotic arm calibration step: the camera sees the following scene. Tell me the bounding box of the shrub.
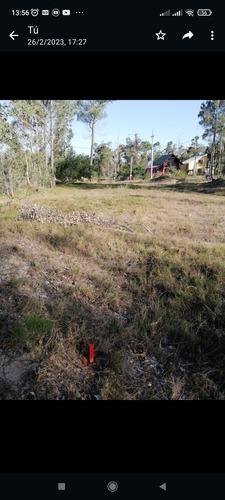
[167,166,187,179]
[55,153,91,182]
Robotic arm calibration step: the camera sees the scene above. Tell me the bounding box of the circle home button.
[107,482,118,492]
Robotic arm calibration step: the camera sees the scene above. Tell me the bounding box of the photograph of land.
[0,100,225,400]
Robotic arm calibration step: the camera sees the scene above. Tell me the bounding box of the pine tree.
[77,101,113,171]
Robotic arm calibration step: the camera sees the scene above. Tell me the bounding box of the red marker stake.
[89,344,94,364]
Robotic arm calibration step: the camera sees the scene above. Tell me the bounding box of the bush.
[167,166,187,179]
[56,153,91,182]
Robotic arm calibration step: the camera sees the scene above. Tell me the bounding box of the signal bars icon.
[160,9,170,16]
[172,9,183,16]
[159,9,184,16]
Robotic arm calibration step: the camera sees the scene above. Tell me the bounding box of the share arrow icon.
[182,31,194,39]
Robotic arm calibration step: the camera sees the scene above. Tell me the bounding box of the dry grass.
[1,181,225,399]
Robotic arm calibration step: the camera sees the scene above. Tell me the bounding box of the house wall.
[146,156,182,176]
[185,156,207,175]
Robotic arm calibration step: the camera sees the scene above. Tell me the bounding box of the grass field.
[1,179,225,399]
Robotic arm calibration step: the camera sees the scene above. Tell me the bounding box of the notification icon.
[52,8,60,16]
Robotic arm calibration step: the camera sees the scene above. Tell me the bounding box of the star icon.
[155,29,166,40]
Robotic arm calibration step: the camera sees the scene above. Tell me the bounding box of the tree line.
[1,100,225,197]
[0,100,112,196]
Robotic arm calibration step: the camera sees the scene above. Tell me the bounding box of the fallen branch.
[122,215,153,235]
[97,226,133,234]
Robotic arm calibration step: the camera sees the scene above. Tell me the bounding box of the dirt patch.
[0,244,30,283]
[0,351,38,399]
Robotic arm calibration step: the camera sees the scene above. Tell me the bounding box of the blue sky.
[72,100,207,155]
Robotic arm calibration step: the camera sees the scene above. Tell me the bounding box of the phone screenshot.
[0,0,224,496]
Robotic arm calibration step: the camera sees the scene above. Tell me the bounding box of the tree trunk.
[29,121,35,173]
[90,119,95,167]
[36,120,42,185]
[1,155,9,196]
[24,150,30,185]
[43,103,49,174]
[8,165,14,198]
[50,100,56,188]
[218,130,223,177]
[213,100,220,175]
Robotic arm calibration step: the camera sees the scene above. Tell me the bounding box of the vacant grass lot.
[1,180,225,399]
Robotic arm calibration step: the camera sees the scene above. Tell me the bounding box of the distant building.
[181,154,207,175]
[146,153,183,176]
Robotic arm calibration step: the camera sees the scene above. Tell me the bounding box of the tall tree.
[0,100,78,194]
[0,102,23,197]
[77,100,113,170]
[94,142,113,177]
[54,101,76,159]
[198,100,225,176]
[9,100,35,185]
[50,100,55,187]
[186,136,205,158]
[45,100,77,187]
[165,140,173,154]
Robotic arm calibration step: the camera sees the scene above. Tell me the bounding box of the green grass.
[1,180,225,399]
[10,313,53,347]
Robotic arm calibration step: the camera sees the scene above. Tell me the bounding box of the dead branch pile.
[17,204,131,232]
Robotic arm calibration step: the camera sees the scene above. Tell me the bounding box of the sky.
[72,100,207,155]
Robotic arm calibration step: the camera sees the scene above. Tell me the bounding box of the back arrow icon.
[9,31,19,40]
[182,31,194,39]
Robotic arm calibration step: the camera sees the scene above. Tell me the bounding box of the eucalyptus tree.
[47,100,78,187]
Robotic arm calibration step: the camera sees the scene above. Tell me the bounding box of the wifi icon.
[185,9,195,16]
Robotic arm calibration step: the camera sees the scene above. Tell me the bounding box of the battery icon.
[197,9,213,16]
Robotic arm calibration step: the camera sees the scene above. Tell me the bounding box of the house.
[181,154,207,175]
[146,153,183,176]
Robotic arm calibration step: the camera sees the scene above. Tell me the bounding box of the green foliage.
[53,100,77,159]
[56,153,91,181]
[117,165,130,179]
[0,100,78,196]
[77,100,113,126]
[76,100,114,168]
[167,166,187,179]
[198,100,225,176]
[185,136,206,159]
[94,142,114,177]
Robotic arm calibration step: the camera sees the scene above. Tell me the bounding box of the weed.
[31,259,40,268]
[10,313,53,348]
